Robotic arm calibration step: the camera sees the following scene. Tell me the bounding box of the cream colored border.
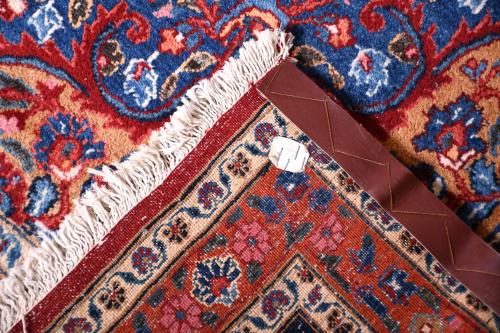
[0,30,293,333]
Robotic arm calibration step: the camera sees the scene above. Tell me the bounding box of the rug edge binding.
[0,29,293,332]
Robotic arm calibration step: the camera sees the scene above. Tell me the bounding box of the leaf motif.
[386,223,401,231]
[316,302,332,313]
[274,111,287,128]
[0,70,32,94]
[246,261,262,283]
[116,272,139,283]
[469,158,499,195]
[203,234,227,253]
[0,71,33,109]
[284,277,298,295]
[285,222,313,248]
[160,74,178,101]
[361,233,374,249]
[146,288,164,308]
[88,303,102,321]
[25,175,58,218]
[244,143,262,155]
[201,312,219,326]
[98,40,125,77]
[327,64,345,89]
[180,52,216,73]
[418,287,441,310]
[132,312,151,332]
[172,267,187,289]
[295,222,313,240]
[248,316,269,329]
[318,254,343,270]
[291,45,326,67]
[246,195,261,209]
[177,0,201,12]
[186,207,200,217]
[226,207,243,224]
[0,230,21,268]
[0,138,34,172]
[337,204,353,219]
[220,173,230,186]
[68,0,93,28]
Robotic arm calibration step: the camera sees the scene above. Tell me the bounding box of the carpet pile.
[0,0,499,332]
[12,84,498,333]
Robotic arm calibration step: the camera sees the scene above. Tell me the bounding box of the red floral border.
[11,87,266,333]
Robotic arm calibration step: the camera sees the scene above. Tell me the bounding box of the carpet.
[0,0,498,330]
[0,29,293,332]
[0,2,498,281]
[9,68,498,332]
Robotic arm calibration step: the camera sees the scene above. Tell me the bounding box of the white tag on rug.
[269,137,309,173]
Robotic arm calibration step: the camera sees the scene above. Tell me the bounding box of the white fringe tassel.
[0,29,292,333]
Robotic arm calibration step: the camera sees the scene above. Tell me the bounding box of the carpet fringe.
[0,29,292,332]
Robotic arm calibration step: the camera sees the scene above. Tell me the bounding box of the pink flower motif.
[44,78,59,90]
[153,1,173,18]
[0,0,27,22]
[309,214,345,251]
[233,220,272,263]
[0,115,18,134]
[158,28,186,55]
[160,294,202,333]
[324,17,355,49]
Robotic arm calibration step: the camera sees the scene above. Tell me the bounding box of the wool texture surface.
[0,0,499,329]
[17,86,498,332]
[0,2,499,281]
[0,29,292,332]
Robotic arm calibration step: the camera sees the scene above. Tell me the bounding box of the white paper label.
[269,137,309,173]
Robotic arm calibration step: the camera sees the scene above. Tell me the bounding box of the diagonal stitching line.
[266,89,450,217]
[445,221,500,277]
[392,210,447,216]
[263,64,284,95]
[258,61,499,278]
[324,99,335,154]
[388,163,393,211]
[386,162,447,217]
[267,91,386,165]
